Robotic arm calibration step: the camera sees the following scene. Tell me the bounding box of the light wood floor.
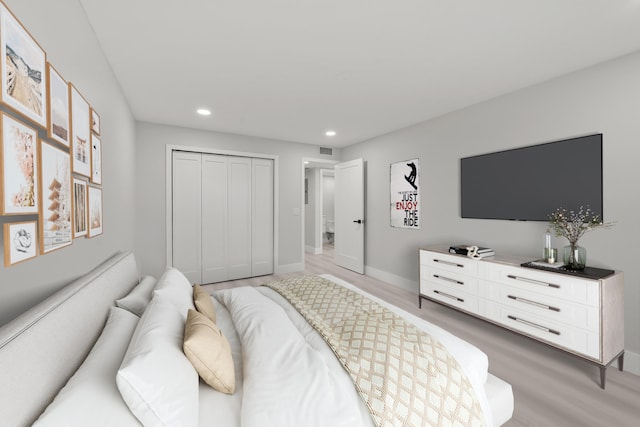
[203,245,640,427]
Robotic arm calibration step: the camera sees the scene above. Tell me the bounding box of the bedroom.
[0,0,639,425]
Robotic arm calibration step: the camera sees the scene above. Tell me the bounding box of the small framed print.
[3,220,38,266]
[46,63,70,146]
[72,177,87,238]
[69,83,91,177]
[88,185,103,237]
[0,112,39,214]
[91,108,100,135]
[0,3,47,127]
[91,133,101,184]
[39,139,72,253]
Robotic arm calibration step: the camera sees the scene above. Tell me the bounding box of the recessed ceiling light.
[197,108,212,116]
[325,130,336,137]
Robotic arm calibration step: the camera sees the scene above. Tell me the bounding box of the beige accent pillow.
[183,309,235,394]
[193,284,216,323]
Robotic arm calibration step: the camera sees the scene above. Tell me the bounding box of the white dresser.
[419,247,625,388]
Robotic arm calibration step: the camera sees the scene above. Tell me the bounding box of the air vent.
[319,147,333,155]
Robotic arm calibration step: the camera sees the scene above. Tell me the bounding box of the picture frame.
[390,158,420,229]
[90,133,101,184]
[69,83,91,177]
[3,220,38,267]
[46,63,70,146]
[72,177,87,238]
[0,3,47,127]
[39,139,72,253]
[0,112,39,214]
[88,185,103,238]
[90,107,100,135]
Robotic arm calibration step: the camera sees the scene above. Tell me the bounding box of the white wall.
[304,168,317,251]
[134,122,339,278]
[342,51,640,368]
[0,0,137,325]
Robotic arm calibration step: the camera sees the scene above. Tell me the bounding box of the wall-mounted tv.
[461,134,603,221]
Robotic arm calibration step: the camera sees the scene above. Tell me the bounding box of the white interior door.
[202,154,228,283]
[251,158,274,276]
[334,158,364,274]
[227,156,252,280]
[172,151,202,284]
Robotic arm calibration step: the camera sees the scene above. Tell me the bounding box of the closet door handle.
[507,315,560,335]
[433,290,464,303]
[507,274,560,289]
[353,219,363,224]
[433,259,464,268]
[433,274,464,285]
[507,295,560,312]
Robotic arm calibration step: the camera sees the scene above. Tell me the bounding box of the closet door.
[172,151,202,284]
[252,158,274,276]
[227,156,252,280]
[201,154,228,283]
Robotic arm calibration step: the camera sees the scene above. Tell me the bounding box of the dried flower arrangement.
[548,206,615,245]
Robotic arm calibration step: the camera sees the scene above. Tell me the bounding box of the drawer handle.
[433,259,464,268]
[433,274,464,285]
[433,290,464,303]
[507,295,561,312]
[507,274,560,289]
[507,315,560,335]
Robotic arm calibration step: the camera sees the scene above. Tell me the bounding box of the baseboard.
[364,265,417,294]
[305,245,322,255]
[624,350,640,376]
[277,262,304,274]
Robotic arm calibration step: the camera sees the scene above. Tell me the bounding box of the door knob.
[353,219,363,224]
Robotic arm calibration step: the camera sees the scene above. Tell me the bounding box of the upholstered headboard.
[0,251,141,427]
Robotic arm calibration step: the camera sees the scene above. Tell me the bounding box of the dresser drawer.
[420,266,479,296]
[487,264,599,306]
[421,279,478,313]
[484,301,600,360]
[420,250,479,277]
[485,282,599,333]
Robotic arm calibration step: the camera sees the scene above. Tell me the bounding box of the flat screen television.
[460,134,603,221]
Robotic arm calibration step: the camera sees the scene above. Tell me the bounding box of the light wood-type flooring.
[203,244,640,427]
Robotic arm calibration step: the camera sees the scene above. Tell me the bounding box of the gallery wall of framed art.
[0,0,104,268]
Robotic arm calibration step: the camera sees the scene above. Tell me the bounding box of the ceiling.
[79,0,640,148]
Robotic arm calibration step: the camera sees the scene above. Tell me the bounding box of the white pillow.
[117,295,199,427]
[33,307,141,426]
[116,276,158,316]
[153,268,195,315]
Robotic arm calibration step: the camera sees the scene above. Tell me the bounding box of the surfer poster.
[390,158,420,229]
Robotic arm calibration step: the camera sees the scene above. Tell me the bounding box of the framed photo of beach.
[72,177,87,238]
[46,63,70,146]
[0,3,47,127]
[90,133,101,184]
[91,107,100,135]
[69,83,91,177]
[88,185,103,238]
[39,139,72,254]
[3,220,38,267]
[0,112,39,214]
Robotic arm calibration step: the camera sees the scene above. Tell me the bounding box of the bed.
[0,251,513,426]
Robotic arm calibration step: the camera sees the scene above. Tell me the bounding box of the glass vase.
[563,244,586,270]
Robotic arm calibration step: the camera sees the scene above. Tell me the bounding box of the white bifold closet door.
[172,151,274,284]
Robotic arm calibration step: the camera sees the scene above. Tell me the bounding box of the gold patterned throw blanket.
[266,276,486,427]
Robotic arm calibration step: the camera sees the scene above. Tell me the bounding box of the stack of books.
[449,245,495,258]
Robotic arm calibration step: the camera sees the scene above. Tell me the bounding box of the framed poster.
[0,112,39,214]
[39,139,72,253]
[390,158,420,229]
[46,63,70,146]
[69,83,91,177]
[72,177,87,238]
[90,133,101,184]
[90,107,100,135]
[3,220,37,266]
[0,3,47,127]
[88,185,103,237]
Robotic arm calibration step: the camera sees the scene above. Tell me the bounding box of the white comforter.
[200,275,494,427]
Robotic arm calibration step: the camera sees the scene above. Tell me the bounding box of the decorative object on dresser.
[419,246,624,388]
[548,206,615,270]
